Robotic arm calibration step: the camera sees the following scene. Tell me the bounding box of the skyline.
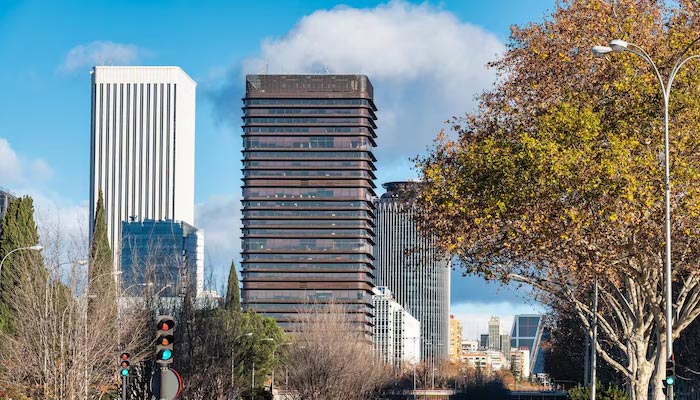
[0,0,552,331]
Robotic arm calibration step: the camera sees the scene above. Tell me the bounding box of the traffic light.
[119,352,130,377]
[665,355,676,386]
[155,315,175,365]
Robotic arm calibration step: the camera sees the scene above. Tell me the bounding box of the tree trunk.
[630,359,653,400]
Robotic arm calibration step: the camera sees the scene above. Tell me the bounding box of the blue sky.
[0,0,555,335]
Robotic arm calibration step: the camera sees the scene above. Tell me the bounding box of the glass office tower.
[240,75,378,334]
[374,181,450,361]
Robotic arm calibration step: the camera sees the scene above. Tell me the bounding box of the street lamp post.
[592,37,700,400]
[0,244,43,282]
[232,332,252,399]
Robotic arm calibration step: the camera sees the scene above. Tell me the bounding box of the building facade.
[89,66,196,268]
[480,334,489,350]
[240,75,378,334]
[510,314,546,374]
[0,188,16,232]
[372,286,420,368]
[500,334,511,360]
[511,348,531,380]
[120,219,204,298]
[374,181,450,362]
[449,315,463,363]
[461,339,478,355]
[488,316,501,351]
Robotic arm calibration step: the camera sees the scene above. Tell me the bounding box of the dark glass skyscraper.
[241,75,378,334]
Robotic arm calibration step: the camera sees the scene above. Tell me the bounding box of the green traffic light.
[160,349,172,360]
[120,368,129,377]
[666,376,674,386]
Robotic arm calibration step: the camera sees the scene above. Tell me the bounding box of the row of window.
[243,188,372,200]
[243,238,372,252]
[244,271,371,280]
[244,151,373,159]
[243,170,372,178]
[243,137,371,150]
[244,117,374,125]
[242,220,373,229]
[243,262,371,271]
[244,99,371,106]
[243,200,370,208]
[244,127,370,134]
[243,210,370,218]
[244,289,370,301]
[242,253,373,262]
[244,160,372,168]
[243,228,370,237]
[247,108,360,115]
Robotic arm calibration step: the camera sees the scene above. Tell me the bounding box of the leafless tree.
[282,304,391,400]
[0,232,153,400]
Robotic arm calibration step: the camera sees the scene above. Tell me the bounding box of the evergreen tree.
[0,196,42,332]
[89,190,115,313]
[224,260,241,311]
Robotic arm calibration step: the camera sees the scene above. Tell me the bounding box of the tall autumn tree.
[0,196,42,332]
[224,260,241,311]
[414,1,700,398]
[89,190,115,314]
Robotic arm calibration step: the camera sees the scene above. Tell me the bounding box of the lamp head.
[609,39,628,52]
[591,46,613,58]
[29,245,43,251]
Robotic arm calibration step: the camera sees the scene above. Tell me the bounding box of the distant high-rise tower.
[488,316,501,351]
[89,66,196,268]
[374,181,450,362]
[240,75,378,334]
[0,188,16,234]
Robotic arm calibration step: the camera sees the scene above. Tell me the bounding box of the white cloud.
[60,41,151,73]
[195,195,242,271]
[0,138,22,181]
[451,301,546,341]
[239,0,505,167]
[0,137,53,186]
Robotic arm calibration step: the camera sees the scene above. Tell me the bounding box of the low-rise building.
[373,286,421,368]
[511,347,531,380]
[449,315,463,363]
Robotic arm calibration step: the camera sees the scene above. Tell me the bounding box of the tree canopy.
[414,1,700,398]
[224,260,241,311]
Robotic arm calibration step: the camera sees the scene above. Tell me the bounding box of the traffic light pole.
[121,375,127,400]
[160,366,168,400]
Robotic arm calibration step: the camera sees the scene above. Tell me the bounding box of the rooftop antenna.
[265,63,268,74]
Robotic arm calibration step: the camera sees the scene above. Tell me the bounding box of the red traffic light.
[157,319,175,331]
[120,352,130,361]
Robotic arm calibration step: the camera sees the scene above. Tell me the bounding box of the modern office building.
[500,334,511,360]
[488,316,501,351]
[449,315,463,363]
[510,314,547,374]
[89,66,196,268]
[0,188,16,232]
[372,286,420,368]
[120,219,204,297]
[240,75,378,334]
[480,334,489,350]
[374,181,450,362]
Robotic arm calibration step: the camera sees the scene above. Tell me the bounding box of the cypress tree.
[89,190,115,313]
[0,196,42,332]
[224,260,241,311]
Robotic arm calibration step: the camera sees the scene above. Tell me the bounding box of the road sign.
[150,368,182,400]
